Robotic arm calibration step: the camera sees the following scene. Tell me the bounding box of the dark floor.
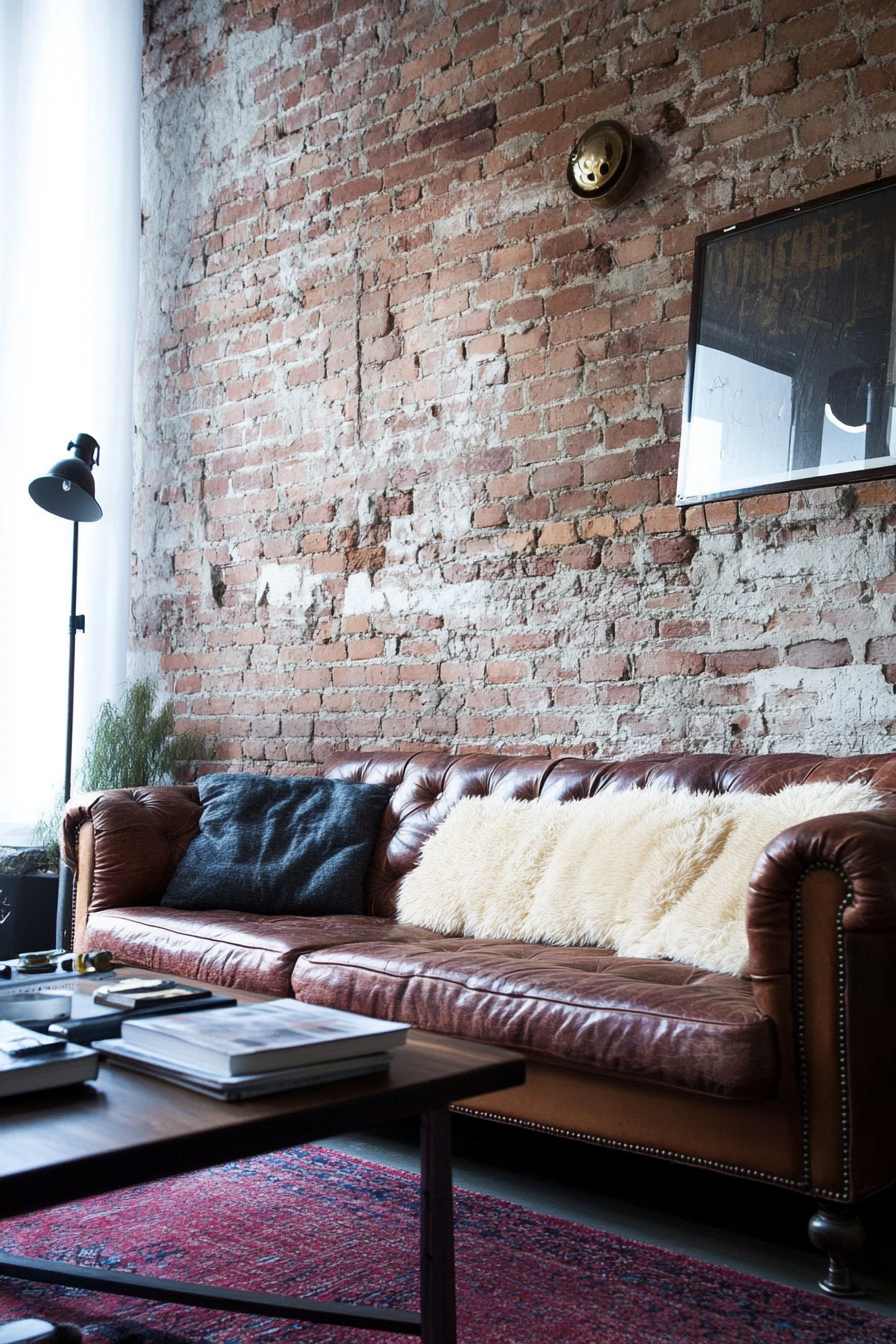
[318,1112,896,1319]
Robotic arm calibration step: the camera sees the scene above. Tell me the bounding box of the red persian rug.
[0,1145,892,1344]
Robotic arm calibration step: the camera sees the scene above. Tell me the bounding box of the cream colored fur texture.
[395,782,884,976]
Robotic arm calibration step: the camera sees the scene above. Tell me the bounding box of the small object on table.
[93,985,212,1010]
[0,1021,67,1057]
[93,977,176,1005]
[16,950,65,975]
[0,1023,97,1098]
[74,949,113,973]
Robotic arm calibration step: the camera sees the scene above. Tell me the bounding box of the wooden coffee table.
[0,1027,524,1344]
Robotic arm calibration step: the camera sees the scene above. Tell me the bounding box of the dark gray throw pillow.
[160,773,392,916]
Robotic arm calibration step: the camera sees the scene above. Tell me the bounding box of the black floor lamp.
[28,433,103,952]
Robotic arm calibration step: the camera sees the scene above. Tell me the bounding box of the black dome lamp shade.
[28,433,103,522]
[28,433,103,951]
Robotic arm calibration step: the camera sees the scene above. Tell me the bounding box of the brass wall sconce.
[567,120,642,209]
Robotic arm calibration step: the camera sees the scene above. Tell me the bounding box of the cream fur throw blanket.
[395,782,884,977]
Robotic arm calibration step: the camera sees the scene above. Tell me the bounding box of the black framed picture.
[676,176,896,506]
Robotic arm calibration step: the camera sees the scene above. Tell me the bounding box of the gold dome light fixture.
[567,120,643,209]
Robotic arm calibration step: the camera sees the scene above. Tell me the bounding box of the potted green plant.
[35,678,205,872]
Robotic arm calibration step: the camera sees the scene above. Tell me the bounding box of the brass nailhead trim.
[451,1105,805,1187]
[71,819,85,950]
[792,861,853,1201]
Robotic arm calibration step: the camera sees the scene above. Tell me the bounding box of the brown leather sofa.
[64,747,896,1292]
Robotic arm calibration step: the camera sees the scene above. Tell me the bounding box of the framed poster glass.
[676,176,896,505]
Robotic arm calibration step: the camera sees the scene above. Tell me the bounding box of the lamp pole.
[29,434,102,952]
[64,522,85,807]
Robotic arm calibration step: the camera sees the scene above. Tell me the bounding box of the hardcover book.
[120,998,409,1076]
[100,1038,391,1100]
[0,1022,98,1098]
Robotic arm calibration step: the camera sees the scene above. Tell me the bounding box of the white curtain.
[0,0,141,844]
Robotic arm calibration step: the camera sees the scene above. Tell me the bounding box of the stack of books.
[0,1020,98,1099]
[99,999,409,1100]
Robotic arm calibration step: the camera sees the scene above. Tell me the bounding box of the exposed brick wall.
[134,0,896,768]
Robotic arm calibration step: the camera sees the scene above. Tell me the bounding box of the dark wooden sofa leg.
[808,1201,866,1296]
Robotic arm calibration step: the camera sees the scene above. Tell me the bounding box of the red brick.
[858,66,896,96]
[644,506,683,534]
[740,129,794,162]
[706,105,767,144]
[642,0,701,34]
[314,642,347,663]
[602,542,636,569]
[348,637,385,660]
[623,35,679,75]
[487,659,527,683]
[706,648,780,675]
[776,77,846,119]
[648,535,698,565]
[608,477,660,509]
[750,59,797,96]
[661,222,699,256]
[855,480,896,507]
[740,492,790,518]
[701,30,766,80]
[867,636,896,663]
[785,640,853,669]
[538,521,577,547]
[761,0,807,19]
[580,654,630,681]
[706,500,739,529]
[531,462,582,491]
[636,650,705,677]
[474,503,508,527]
[800,37,863,79]
[615,234,658,267]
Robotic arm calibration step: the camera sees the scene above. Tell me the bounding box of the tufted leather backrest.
[324,749,896,917]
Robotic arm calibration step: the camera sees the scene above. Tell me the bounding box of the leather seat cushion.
[291,938,779,1100]
[83,908,435,996]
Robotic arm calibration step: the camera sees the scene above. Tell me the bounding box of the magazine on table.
[119,998,410,1076]
[99,1037,392,1101]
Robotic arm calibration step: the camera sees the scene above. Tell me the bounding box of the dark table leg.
[419,1109,457,1344]
[3,1108,465,1340]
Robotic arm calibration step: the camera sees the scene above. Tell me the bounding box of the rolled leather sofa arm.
[747,809,896,978]
[63,785,202,917]
[747,808,896,1198]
